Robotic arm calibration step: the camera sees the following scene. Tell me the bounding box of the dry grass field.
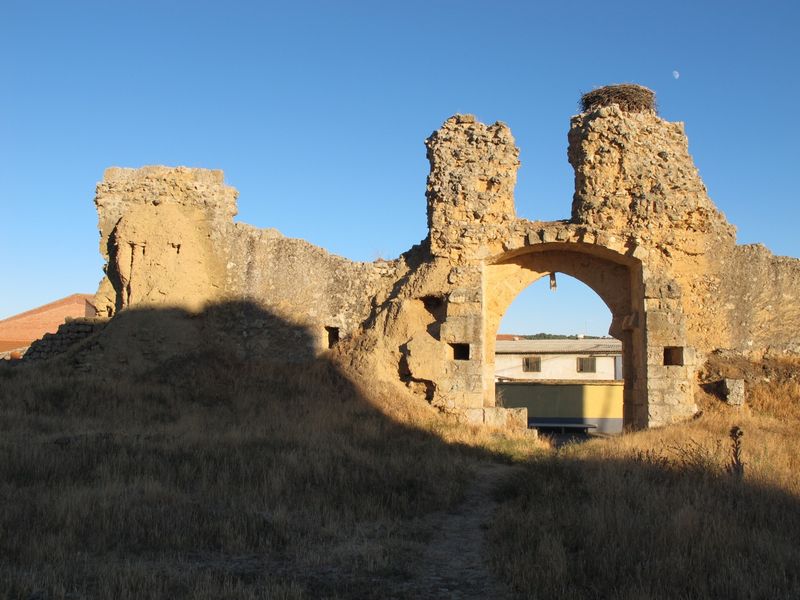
[0,349,537,599]
[489,354,800,599]
[1,344,798,599]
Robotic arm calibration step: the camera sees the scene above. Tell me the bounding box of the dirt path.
[161,462,523,598]
[394,461,520,599]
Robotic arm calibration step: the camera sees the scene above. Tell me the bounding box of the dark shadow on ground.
[533,429,596,449]
[489,450,800,599]
[0,301,512,600]
[2,302,799,599]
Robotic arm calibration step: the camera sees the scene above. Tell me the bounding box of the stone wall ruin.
[87,85,800,429]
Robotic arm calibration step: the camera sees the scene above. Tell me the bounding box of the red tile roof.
[0,294,95,347]
[496,334,521,341]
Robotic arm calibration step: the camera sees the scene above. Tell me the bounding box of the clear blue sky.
[2,1,798,334]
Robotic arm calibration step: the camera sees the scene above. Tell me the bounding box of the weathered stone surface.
[94,167,238,316]
[23,318,107,362]
[722,378,746,407]
[425,115,519,259]
[569,105,734,245]
[65,85,800,430]
[501,407,528,430]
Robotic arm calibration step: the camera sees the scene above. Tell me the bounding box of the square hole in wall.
[421,295,444,315]
[450,343,470,361]
[325,326,340,349]
[663,346,684,366]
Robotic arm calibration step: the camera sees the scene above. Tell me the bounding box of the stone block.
[465,374,483,393]
[722,378,745,407]
[463,408,484,425]
[631,243,649,260]
[405,334,445,382]
[645,312,686,345]
[661,390,687,406]
[643,298,662,311]
[457,391,484,409]
[440,315,481,342]
[682,346,696,366]
[643,277,682,299]
[647,377,676,392]
[647,403,670,426]
[541,228,556,243]
[443,304,479,322]
[481,407,502,428]
[482,407,528,430]
[448,288,481,304]
[505,407,528,430]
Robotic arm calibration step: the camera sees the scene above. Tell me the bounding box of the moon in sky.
[672,70,680,79]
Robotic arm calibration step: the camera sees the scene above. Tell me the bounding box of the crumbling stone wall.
[566,103,800,358]
[86,85,800,429]
[425,114,519,257]
[713,244,800,354]
[222,224,401,348]
[24,318,107,362]
[94,167,403,356]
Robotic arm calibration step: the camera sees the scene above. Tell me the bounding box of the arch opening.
[483,245,646,431]
[498,273,614,339]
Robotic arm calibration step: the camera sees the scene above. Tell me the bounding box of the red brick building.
[0,294,96,353]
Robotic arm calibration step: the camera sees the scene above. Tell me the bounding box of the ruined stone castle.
[86,85,800,430]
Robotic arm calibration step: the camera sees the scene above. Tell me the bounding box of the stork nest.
[580,84,657,114]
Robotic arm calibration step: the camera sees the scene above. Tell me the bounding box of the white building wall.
[495,353,619,381]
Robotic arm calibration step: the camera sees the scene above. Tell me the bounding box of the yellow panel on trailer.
[497,381,623,434]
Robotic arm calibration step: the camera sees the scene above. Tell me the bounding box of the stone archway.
[482,243,646,429]
[85,86,798,432]
[417,108,704,430]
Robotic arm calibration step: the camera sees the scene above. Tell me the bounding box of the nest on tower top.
[580,84,657,114]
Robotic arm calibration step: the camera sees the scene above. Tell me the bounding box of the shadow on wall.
[87,300,322,368]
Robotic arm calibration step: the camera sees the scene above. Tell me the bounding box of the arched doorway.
[483,243,646,430]
[497,272,613,339]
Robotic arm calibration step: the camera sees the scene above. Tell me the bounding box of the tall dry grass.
[0,352,539,599]
[488,357,800,599]
[3,314,799,600]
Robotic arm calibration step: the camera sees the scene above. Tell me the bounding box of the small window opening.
[325,326,340,349]
[577,356,596,373]
[421,295,446,340]
[522,356,541,372]
[421,295,444,314]
[450,343,470,361]
[663,346,684,366]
